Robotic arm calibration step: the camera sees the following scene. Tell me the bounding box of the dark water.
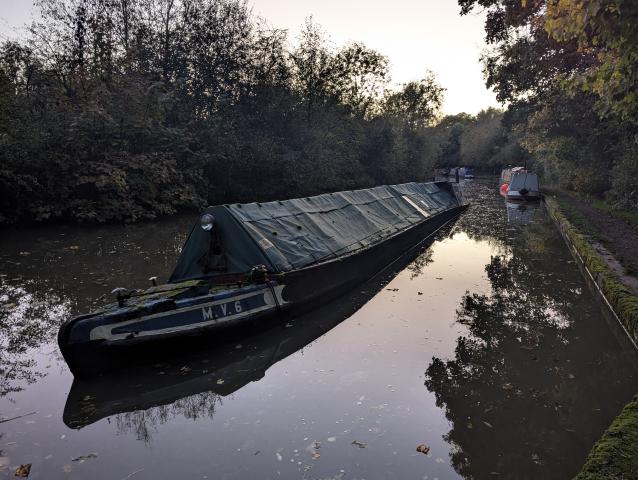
[0,179,636,480]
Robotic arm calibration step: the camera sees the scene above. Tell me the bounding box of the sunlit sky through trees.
[0,0,499,115]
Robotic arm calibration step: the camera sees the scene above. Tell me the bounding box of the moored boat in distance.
[500,167,541,201]
[58,181,468,376]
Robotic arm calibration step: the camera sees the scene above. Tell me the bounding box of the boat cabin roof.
[509,172,539,192]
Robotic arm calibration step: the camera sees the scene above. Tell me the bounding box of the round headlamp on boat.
[200,213,215,231]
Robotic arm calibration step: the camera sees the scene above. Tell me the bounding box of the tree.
[382,73,444,129]
[546,0,638,123]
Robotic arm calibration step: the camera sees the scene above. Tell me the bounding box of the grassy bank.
[544,196,638,479]
[573,394,638,480]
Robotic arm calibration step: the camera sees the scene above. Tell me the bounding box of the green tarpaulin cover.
[169,181,461,282]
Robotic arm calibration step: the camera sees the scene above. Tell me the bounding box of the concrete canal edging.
[544,196,638,479]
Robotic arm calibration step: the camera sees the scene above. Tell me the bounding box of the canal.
[0,179,636,479]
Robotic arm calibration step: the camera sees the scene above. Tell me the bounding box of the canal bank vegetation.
[574,393,638,480]
[0,0,446,224]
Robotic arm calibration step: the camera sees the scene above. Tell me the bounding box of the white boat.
[500,168,541,201]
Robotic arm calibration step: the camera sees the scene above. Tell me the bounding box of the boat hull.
[59,204,467,376]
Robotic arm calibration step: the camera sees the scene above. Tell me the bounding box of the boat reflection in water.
[63,232,445,431]
[506,200,541,225]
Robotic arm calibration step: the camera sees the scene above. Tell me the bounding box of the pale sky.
[0,0,499,114]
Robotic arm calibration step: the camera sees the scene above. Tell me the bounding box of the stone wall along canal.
[0,179,636,479]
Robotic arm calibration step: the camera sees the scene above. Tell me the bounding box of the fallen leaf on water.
[216,379,225,385]
[15,464,31,477]
[351,440,367,449]
[71,453,97,462]
[416,444,430,454]
[482,421,493,429]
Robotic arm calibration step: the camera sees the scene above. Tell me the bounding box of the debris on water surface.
[418,292,423,295]
[276,452,283,462]
[216,378,224,385]
[15,464,31,477]
[386,288,399,291]
[327,437,336,442]
[120,468,144,480]
[482,421,493,429]
[351,440,367,448]
[0,412,37,424]
[306,441,321,460]
[416,444,430,455]
[71,453,97,462]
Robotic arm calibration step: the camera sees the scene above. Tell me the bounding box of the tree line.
[0,0,447,224]
[5,0,627,225]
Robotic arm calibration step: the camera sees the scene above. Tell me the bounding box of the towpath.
[552,191,638,293]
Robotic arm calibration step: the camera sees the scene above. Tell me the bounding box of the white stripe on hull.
[90,285,286,342]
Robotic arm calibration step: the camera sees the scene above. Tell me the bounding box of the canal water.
[0,179,636,480]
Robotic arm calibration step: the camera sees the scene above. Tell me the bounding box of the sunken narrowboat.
[58,181,468,376]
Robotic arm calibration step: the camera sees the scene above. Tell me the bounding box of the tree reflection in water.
[425,212,638,479]
[0,278,68,398]
[115,393,222,443]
